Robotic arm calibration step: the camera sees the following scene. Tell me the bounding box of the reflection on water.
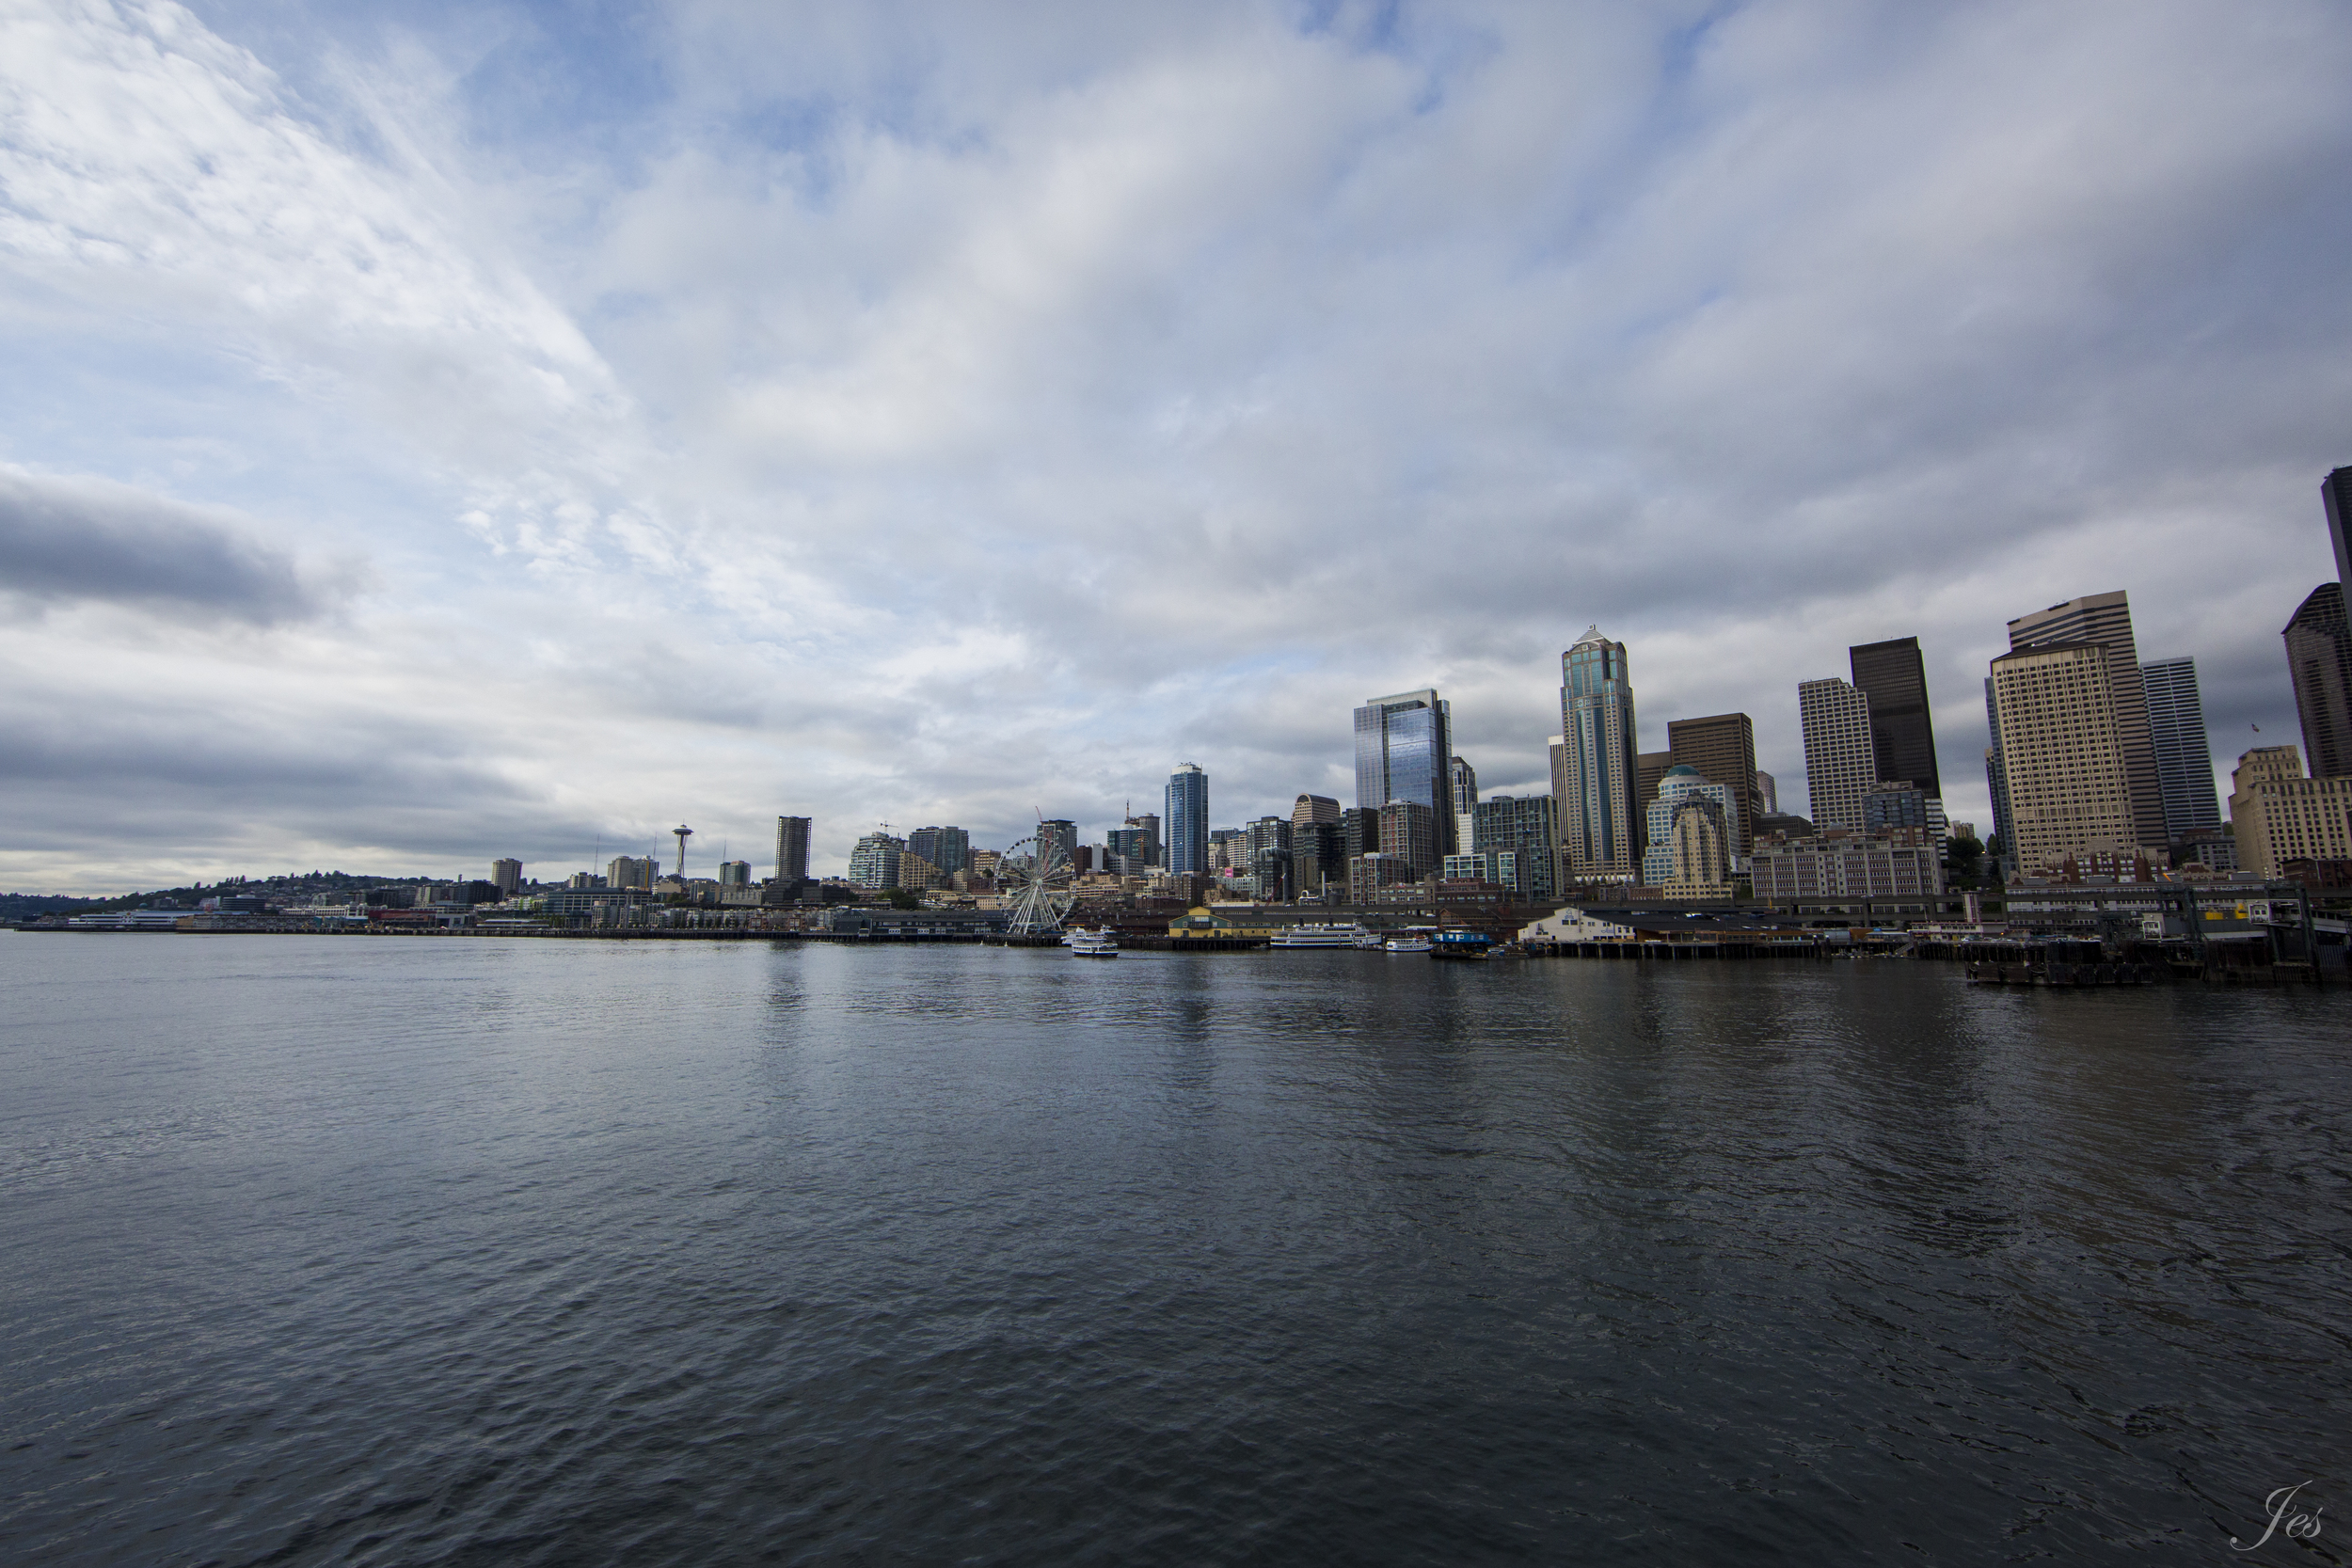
[1,937,2345,1564]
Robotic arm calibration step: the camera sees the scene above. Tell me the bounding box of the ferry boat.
[1353,930,1388,949]
[1067,929,1120,958]
[1383,935,1433,954]
[1269,923,1369,949]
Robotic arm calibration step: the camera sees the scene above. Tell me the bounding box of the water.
[1,936,2345,1565]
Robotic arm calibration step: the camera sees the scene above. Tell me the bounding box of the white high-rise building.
[1798,677,1876,832]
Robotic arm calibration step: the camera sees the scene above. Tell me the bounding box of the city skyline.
[3,4,2349,892]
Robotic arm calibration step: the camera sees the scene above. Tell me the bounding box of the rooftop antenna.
[673,824,693,879]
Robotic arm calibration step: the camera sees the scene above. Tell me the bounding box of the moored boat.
[1270,923,1369,948]
[1068,929,1120,958]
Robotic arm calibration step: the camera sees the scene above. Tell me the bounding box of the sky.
[2,0,2348,892]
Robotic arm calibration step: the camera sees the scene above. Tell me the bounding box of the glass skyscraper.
[2138,657,2221,835]
[1353,689,1455,855]
[1166,764,1209,875]
[1558,628,1640,879]
[906,826,969,877]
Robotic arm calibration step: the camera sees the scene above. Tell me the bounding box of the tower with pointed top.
[1558,626,1641,880]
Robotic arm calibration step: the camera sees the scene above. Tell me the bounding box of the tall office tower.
[2139,657,2222,834]
[1039,819,1078,870]
[1354,690,1456,853]
[1848,637,1942,800]
[1666,712,1762,861]
[1340,805,1381,863]
[1244,816,1294,900]
[490,858,522,895]
[2284,582,2352,778]
[1756,770,1777,815]
[1470,795,1561,901]
[1290,794,1343,895]
[1449,756,1478,860]
[1982,678,2014,860]
[718,860,753,886]
[1636,751,1672,814]
[1166,764,1209,874]
[775,816,812,885]
[1559,627,1641,879]
[2326,467,2352,585]
[1798,677,1877,831]
[1123,811,1163,865]
[608,855,656,890]
[1988,642,2136,874]
[1377,800,1438,878]
[2008,591,2166,847]
[907,826,970,877]
[1548,735,1571,887]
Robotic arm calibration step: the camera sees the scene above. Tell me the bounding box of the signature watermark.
[2233,1483,2324,1552]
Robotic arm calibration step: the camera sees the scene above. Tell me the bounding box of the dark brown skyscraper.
[1665,712,1762,859]
[2286,581,2352,778]
[1847,636,1941,800]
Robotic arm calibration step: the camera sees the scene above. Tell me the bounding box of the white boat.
[1068,929,1120,958]
[1383,936,1433,954]
[1270,923,1368,949]
[1353,930,1388,949]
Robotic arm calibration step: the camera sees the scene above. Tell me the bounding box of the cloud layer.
[2,0,2348,890]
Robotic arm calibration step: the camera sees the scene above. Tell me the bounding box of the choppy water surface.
[1,937,2345,1565]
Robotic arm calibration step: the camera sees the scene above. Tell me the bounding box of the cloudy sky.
[2,0,2347,891]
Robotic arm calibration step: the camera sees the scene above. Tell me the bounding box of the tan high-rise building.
[1988,642,2136,874]
[2008,591,2167,848]
[2228,745,2352,876]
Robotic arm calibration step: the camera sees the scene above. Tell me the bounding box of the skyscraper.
[1547,734,1571,891]
[1290,794,1343,895]
[1039,819,1078,870]
[775,816,811,885]
[1798,677,1876,832]
[907,826,970,877]
[1848,636,1942,800]
[1123,811,1163,865]
[490,858,522,895]
[1377,800,1438,878]
[1641,767,1736,887]
[2325,466,2352,586]
[1636,751,1673,816]
[1558,627,1641,879]
[1666,712,1762,861]
[1470,795,1560,901]
[1989,642,2135,873]
[2139,657,2221,835]
[847,832,905,889]
[2284,582,2352,778]
[2008,591,2166,847]
[1982,678,2013,865]
[1166,764,1209,875]
[1448,755,1477,862]
[1354,690,1455,854]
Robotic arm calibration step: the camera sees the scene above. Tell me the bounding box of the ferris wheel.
[996,828,1075,936]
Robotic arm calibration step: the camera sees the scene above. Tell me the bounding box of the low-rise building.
[1751,828,1944,902]
[2229,745,2352,877]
